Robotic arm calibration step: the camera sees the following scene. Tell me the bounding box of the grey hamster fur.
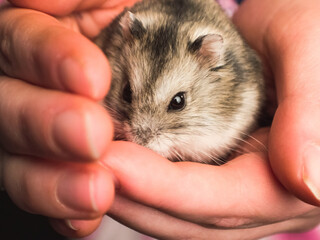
[96,0,264,164]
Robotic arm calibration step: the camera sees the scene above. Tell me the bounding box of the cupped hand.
[234,0,320,206]
[0,0,138,237]
[97,0,320,239]
[102,135,320,240]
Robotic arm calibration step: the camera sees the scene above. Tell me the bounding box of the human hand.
[234,0,320,207]
[97,0,320,239]
[0,0,138,237]
[101,131,320,239]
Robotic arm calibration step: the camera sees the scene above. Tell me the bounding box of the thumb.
[234,0,320,205]
[269,98,320,206]
[265,2,320,206]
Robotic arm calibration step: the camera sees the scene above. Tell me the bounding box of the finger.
[2,152,114,219]
[267,6,320,205]
[59,0,140,38]
[233,0,289,56]
[0,7,110,99]
[109,195,223,240]
[8,0,106,16]
[0,77,113,161]
[235,0,320,205]
[269,98,320,206]
[109,195,313,240]
[8,0,137,16]
[50,217,103,238]
[102,142,312,228]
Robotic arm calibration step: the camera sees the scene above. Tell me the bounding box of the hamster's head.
[101,11,264,164]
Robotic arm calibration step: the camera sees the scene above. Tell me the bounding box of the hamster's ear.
[120,11,146,39]
[189,34,225,67]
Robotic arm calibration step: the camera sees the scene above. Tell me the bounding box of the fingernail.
[53,110,102,159]
[303,143,320,200]
[58,58,95,98]
[65,219,79,231]
[56,171,98,212]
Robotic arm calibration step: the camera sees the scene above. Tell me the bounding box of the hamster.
[95,0,264,164]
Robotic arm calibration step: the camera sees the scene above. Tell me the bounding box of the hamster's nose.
[131,126,154,146]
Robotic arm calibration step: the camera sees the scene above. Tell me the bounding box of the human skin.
[0,0,138,237]
[234,0,320,206]
[101,1,320,239]
[1,0,320,239]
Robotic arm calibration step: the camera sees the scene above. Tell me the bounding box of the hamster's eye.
[168,92,186,112]
[122,83,132,103]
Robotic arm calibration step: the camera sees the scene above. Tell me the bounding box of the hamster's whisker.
[203,150,225,165]
[243,134,267,151]
[184,123,212,128]
[235,131,267,152]
[161,135,185,162]
[218,143,241,155]
[232,136,262,153]
[217,122,267,152]
[236,129,267,151]
[169,148,184,162]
